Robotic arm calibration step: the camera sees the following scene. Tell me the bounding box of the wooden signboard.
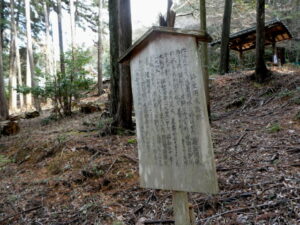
[120,27,218,194]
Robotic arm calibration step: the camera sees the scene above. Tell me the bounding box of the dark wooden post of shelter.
[238,50,244,67]
[119,27,219,225]
[277,47,286,65]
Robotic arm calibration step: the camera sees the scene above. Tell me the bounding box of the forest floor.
[0,67,300,225]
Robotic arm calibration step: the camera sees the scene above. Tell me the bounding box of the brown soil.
[0,68,299,225]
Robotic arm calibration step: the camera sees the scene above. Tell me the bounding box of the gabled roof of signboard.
[211,19,293,52]
[119,26,212,64]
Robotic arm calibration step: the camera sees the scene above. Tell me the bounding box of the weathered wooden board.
[130,33,218,193]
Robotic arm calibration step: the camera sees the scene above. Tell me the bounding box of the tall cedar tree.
[25,0,34,109]
[108,0,119,116]
[57,0,65,76]
[0,25,8,120]
[9,0,17,111]
[57,0,70,115]
[255,0,269,82]
[97,0,103,95]
[43,1,51,76]
[114,0,133,129]
[219,0,233,75]
[15,1,23,109]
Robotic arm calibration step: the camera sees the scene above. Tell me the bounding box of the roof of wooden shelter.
[211,19,293,52]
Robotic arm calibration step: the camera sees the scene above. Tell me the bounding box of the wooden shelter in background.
[211,19,293,65]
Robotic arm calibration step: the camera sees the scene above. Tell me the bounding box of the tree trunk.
[57,0,65,76]
[57,0,70,115]
[199,0,210,117]
[219,0,233,75]
[16,0,23,109]
[9,0,18,112]
[69,0,76,107]
[108,0,120,116]
[70,0,76,53]
[0,26,8,120]
[16,40,23,108]
[97,0,103,95]
[255,0,269,83]
[44,2,51,77]
[115,0,133,129]
[25,0,36,109]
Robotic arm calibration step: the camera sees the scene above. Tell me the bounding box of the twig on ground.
[104,158,118,176]
[0,206,42,223]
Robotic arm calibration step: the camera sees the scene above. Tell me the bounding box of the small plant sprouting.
[266,123,281,133]
[127,138,137,144]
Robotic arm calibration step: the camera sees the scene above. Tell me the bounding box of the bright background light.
[49,0,171,59]
[131,0,168,30]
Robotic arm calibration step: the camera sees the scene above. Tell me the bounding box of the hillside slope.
[0,68,299,225]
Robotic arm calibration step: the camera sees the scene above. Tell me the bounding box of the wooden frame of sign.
[120,27,219,225]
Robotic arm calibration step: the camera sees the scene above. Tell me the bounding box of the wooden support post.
[238,50,244,67]
[173,191,194,225]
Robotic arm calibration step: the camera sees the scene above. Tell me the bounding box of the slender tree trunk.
[0,0,4,48]
[255,0,269,83]
[16,0,23,109]
[219,0,233,75]
[25,0,35,109]
[57,0,70,115]
[0,27,8,120]
[44,2,51,77]
[108,0,120,116]
[199,0,210,117]
[97,0,103,95]
[69,0,76,107]
[69,0,75,79]
[70,0,75,53]
[57,0,65,76]
[9,0,18,112]
[16,41,23,108]
[115,0,133,129]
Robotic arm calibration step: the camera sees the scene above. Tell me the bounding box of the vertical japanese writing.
[132,47,205,167]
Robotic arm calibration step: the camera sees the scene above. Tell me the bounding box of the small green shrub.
[266,123,282,133]
[17,47,94,116]
[127,138,137,144]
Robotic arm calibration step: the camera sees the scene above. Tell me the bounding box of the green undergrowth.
[266,123,282,133]
[0,154,11,169]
